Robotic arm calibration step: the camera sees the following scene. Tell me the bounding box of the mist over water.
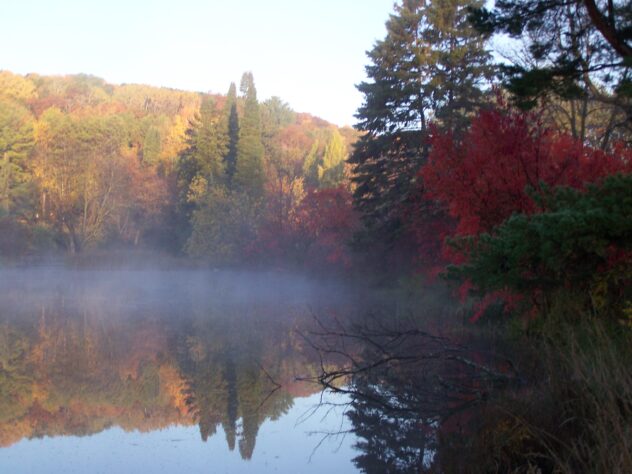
[0,267,356,312]
[0,267,366,473]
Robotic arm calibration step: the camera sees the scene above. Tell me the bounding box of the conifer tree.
[349,0,491,247]
[233,72,265,198]
[196,96,226,185]
[470,0,632,106]
[175,96,226,250]
[223,83,239,185]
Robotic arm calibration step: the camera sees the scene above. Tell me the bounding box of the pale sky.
[0,0,396,126]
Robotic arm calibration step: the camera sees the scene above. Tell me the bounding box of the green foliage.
[175,96,229,249]
[0,71,37,101]
[0,98,35,215]
[301,140,320,188]
[350,0,492,249]
[469,0,632,143]
[186,188,261,264]
[233,72,265,198]
[0,325,32,423]
[0,70,353,258]
[449,174,632,318]
[223,83,239,184]
[261,96,295,140]
[196,97,227,184]
[141,126,161,166]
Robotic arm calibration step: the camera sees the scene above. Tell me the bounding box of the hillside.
[0,70,360,263]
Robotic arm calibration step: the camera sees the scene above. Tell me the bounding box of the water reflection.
[0,268,359,465]
[0,268,512,473]
[305,314,520,473]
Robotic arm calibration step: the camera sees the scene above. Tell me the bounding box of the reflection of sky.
[0,392,358,474]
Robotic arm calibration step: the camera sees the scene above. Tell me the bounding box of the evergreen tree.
[186,187,261,264]
[470,0,632,144]
[223,83,239,185]
[233,72,265,198]
[471,0,632,105]
[349,0,491,248]
[178,96,226,193]
[196,96,226,185]
[175,96,226,251]
[261,96,295,143]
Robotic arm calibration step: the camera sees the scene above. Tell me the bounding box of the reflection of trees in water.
[348,375,436,473]
[0,272,383,463]
[177,312,294,459]
[0,325,33,424]
[305,319,520,473]
[0,297,318,454]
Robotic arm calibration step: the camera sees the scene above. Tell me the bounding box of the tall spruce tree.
[233,72,265,198]
[175,95,226,250]
[196,96,227,185]
[349,0,491,248]
[223,83,239,185]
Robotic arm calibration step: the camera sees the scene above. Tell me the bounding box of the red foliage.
[403,188,455,277]
[274,124,313,152]
[417,105,632,315]
[421,106,631,237]
[294,187,359,269]
[256,186,359,272]
[28,95,69,117]
[117,157,170,244]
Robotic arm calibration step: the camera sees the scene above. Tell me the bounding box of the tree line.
[0,70,357,268]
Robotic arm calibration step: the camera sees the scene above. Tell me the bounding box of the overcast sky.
[0,0,395,126]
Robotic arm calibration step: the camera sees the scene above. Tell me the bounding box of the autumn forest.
[1,0,631,472]
[0,69,361,266]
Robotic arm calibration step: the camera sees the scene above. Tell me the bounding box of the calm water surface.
[0,268,367,473]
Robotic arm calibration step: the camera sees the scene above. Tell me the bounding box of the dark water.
[0,268,367,473]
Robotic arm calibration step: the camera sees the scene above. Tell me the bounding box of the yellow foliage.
[158,364,190,414]
[161,115,188,163]
[0,71,37,101]
[186,175,208,204]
